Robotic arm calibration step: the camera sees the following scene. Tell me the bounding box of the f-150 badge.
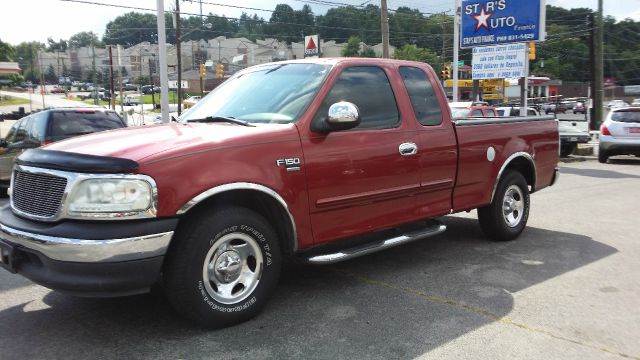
[276,157,301,172]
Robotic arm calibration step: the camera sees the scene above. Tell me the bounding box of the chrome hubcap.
[502,185,525,227]
[202,232,263,305]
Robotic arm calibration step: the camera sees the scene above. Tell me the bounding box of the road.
[0,157,639,359]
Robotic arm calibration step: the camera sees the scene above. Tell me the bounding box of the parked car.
[543,102,567,114]
[123,83,138,91]
[449,101,497,118]
[631,98,640,106]
[598,107,640,163]
[141,85,161,94]
[50,86,66,94]
[572,102,586,114]
[0,108,126,194]
[496,106,540,117]
[182,96,201,109]
[123,94,141,106]
[607,99,630,109]
[0,59,559,328]
[559,118,590,157]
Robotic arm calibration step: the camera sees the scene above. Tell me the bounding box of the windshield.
[50,111,125,140]
[180,63,332,124]
[611,109,640,123]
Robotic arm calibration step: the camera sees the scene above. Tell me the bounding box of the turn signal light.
[600,124,611,136]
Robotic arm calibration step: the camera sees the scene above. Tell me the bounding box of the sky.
[1,0,639,45]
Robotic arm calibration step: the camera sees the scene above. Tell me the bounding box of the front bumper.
[0,205,177,296]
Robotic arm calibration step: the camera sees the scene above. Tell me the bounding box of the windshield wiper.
[187,116,254,127]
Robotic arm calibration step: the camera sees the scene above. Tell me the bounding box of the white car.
[607,100,629,109]
[495,107,539,117]
[123,94,141,106]
[631,98,640,106]
[598,107,640,163]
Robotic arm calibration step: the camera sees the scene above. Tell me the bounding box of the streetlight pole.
[380,0,390,58]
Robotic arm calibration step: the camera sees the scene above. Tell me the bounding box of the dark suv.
[0,108,126,194]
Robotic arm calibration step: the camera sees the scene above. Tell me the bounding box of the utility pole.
[108,46,115,110]
[37,52,46,108]
[593,0,604,130]
[441,12,446,67]
[117,45,124,116]
[380,0,390,58]
[156,0,171,123]
[149,57,156,109]
[91,42,98,105]
[452,0,460,101]
[176,0,183,115]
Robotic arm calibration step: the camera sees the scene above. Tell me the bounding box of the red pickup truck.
[0,58,559,328]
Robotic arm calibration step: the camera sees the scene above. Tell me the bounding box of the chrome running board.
[305,221,446,264]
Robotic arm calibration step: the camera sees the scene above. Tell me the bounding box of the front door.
[301,65,422,245]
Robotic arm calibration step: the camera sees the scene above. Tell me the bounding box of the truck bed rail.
[454,115,556,126]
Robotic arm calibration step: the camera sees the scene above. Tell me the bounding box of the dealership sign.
[461,0,546,48]
[472,43,527,79]
[304,35,320,58]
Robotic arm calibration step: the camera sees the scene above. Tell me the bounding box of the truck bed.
[451,116,559,212]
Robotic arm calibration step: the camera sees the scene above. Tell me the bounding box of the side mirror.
[325,101,361,131]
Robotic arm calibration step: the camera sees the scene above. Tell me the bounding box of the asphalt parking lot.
[0,157,639,359]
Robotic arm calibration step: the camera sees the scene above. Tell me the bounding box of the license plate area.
[627,127,640,135]
[0,240,16,273]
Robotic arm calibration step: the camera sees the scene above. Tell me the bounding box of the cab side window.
[471,109,483,117]
[314,66,399,130]
[4,120,21,145]
[399,66,442,126]
[13,118,30,143]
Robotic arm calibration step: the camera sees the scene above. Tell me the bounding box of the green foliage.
[103,12,176,47]
[47,38,67,52]
[69,31,102,48]
[44,65,57,83]
[0,73,25,86]
[359,47,377,58]
[0,38,14,61]
[342,36,361,57]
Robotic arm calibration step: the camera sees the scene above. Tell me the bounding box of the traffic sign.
[460,0,546,48]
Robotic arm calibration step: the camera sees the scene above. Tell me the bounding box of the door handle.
[398,142,418,156]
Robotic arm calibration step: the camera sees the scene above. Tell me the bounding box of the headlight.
[67,178,155,217]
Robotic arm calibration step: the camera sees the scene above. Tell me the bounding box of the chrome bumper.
[0,224,173,263]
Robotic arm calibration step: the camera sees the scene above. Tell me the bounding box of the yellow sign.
[444,79,473,87]
[483,93,503,100]
[528,42,536,60]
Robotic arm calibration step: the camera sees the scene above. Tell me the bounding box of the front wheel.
[163,206,282,328]
[478,171,530,241]
[598,148,608,163]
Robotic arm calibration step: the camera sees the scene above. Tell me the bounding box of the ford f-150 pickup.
[0,58,559,328]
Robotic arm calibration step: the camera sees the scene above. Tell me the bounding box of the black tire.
[478,171,530,241]
[163,206,282,328]
[0,187,7,198]
[598,149,608,163]
[560,143,576,158]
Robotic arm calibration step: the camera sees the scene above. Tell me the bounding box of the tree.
[47,38,67,52]
[342,36,361,57]
[0,38,14,61]
[44,65,57,83]
[103,12,175,47]
[69,31,101,48]
[394,44,441,71]
[359,47,377,58]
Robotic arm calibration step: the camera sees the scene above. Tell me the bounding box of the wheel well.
[504,156,536,191]
[177,189,296,255]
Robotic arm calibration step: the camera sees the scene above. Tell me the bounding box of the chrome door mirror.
[325,101,360,131]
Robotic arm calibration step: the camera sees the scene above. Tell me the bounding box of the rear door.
[301,65,422,244]
[607,109,640,138]
[398,66,457,218]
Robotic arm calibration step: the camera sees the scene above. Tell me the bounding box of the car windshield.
[611,109,640,123]
[180,63,332,124]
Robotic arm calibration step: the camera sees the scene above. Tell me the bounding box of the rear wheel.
[598,148,608,163]
[560,143,576,157]
[163,206,282,328]
[478,171,530,241]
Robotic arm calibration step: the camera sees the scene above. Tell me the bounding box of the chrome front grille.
[11,170,68,219]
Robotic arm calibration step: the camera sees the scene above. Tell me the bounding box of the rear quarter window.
[49,111,125,140]
[398,66,442,126]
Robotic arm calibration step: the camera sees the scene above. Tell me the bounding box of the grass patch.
[0,96,30,106]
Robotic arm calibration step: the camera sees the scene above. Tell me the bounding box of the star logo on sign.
[473,8,492,30]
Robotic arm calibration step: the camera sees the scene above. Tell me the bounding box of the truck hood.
[44,122,300,163]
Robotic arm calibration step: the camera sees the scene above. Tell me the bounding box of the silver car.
[598,107,640,163]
